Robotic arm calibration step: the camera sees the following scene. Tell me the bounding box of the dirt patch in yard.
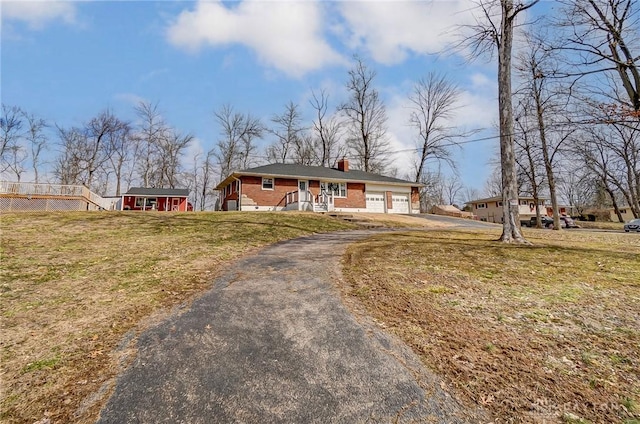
[340,229,640,423]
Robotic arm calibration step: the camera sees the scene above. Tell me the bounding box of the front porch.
[284,190,335,212]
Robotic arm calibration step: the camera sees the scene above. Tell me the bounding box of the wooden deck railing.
[0,181,113,210]
[0,181,86,197]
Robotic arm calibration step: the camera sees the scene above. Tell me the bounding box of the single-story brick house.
[120,187,191,211]
[215,160,422,214]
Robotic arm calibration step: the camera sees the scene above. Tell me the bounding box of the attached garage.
[391,194,409,214]
[366,192,386,213]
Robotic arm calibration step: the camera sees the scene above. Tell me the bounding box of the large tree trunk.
[498,0,528,243]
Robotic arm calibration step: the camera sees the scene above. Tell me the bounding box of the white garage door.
[366,192,386,213]
[391,195,409,214]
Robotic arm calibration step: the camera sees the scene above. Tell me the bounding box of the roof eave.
[215,171,423,189]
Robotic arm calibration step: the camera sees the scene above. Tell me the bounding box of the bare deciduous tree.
[442,174,464,205]
[134,101,167,188]
[309,89,346,167]
[185,150,218,211]
[54,110,128,193]
[464,0,539,242]
[515,35,577,230]
[214,104,263,180]
[1,104,26,180]
[556,0,640,115]
[571,121,639,220]
[199,150,217,210]
[339,56,391,173]
[557,167,598,216]
[105,121,132,196]
[132,101,193,189]
[513,101,546,227]
[83,110,127,190]
[54,126,86,185]
[157,129,193,189]
[408,72,470,183]
[22,111,48,184]
[266,101,305,164]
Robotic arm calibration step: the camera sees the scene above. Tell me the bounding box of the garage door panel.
[366,192,385,213]
[391,195,409,214]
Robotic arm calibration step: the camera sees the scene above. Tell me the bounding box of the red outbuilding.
[121,187,191,211]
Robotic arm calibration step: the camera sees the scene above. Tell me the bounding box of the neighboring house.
[430,204,474,219]
[215,159,422,214]
[616,207,637,222]
[121,187,191,211]
[583,206,637,222]
[466,196,549,223]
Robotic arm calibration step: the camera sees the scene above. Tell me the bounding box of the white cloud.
[470,72,492,89]
[166,0,346,78]
[2,1,77,30]
[456,72,497,129]
[337,0,477,65]
[384,89,419,178]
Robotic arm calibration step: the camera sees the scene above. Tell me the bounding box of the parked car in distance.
[521,215,580,229]
[624,218,640,232]
[521,216,554,228]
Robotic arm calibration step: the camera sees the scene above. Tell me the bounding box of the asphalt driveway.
[411,214,500,229]
[97,230,485,423]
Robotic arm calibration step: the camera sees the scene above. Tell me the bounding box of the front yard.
[341,228,640,423]
[0,211,355,424]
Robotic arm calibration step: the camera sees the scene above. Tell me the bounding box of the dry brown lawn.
[0,211,355,424]
[577,221,628,231]
[341,228,640,424]
[348,212,467,228]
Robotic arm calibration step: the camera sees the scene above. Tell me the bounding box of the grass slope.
[341,228,640,424]
[0,211,355,424]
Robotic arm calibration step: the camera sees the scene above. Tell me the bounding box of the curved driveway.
[97,230,484,423]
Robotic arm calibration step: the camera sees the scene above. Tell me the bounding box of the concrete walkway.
[97,230,483,423]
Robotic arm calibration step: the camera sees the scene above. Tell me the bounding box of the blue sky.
[1,0,549,192]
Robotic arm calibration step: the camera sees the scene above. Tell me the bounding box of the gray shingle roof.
[216,163,420,189]
[124,187,189,197]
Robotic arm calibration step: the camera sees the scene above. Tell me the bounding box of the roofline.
[215,171,424,190]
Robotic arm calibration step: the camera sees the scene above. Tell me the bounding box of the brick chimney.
[337,158,349,172]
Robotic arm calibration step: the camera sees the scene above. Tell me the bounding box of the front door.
[172,198,180,211]
[298,180,309,202]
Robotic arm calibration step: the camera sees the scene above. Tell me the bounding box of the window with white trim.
[262,177,274,190]
[320,182,347,198]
